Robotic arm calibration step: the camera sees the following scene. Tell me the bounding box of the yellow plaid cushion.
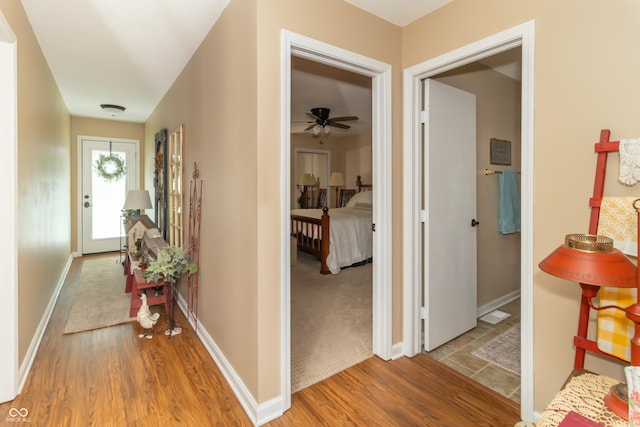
[596,196,638,362]
[598,287,635,361]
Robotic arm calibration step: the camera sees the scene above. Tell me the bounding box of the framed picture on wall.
[490,138,511,165]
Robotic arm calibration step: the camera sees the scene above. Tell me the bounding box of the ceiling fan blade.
[329,115,359,122]
[304,124,315,131]
[306,112,321,121]
[328,122,350,130]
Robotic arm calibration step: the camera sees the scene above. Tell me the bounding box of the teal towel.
[498,171,521,234]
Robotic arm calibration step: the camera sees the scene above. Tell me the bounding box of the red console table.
[125,254,172,317]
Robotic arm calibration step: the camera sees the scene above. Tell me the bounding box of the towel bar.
[483,168,520,175]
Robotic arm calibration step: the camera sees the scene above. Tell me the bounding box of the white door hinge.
[420,306,427,320]
[419,210,427,223]
[420,110,428,124]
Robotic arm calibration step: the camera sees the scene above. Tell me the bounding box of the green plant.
[122,209,138,227]
[143,246,197,284]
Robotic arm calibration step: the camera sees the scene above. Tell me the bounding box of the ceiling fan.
[303,107,359,135]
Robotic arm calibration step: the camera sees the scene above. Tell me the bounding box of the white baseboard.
[390,342,404,360]
[175,293,284,426]
[477,289,521,319]
[18,254,73,393]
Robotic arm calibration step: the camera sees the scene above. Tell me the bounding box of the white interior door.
[81,138,138,254]
[423,79,477,351]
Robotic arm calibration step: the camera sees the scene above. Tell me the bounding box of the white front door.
[81,138,138,254]
[423,79,477,351]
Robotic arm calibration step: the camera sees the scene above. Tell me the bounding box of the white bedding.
[291,206,372,274]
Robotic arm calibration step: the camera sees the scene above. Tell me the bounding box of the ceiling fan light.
[100,104,126,117]
[323,126,331,135]
[312,124,322,136]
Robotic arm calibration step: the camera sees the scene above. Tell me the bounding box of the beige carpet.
[291,251,373,392]
[63,256,136,334]
[472,324,520,375]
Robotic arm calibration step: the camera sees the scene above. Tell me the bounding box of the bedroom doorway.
[281,30,393,410]
[289,55,373,393]
[402,21,535,420]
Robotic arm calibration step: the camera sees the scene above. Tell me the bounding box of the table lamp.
[329,172,345,208]
[539,232,638,419]
[123,189,152,215]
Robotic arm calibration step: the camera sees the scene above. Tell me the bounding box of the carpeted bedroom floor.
[291,251,373,392]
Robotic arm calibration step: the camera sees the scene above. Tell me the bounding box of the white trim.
[281,30,393,412]
[476,289,521,319]
[175,293,283,426]
[76,135,141,255]
[402,20,535,422]
[0,11,18,404]
[18,255,72,395]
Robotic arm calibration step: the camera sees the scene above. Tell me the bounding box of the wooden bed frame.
[291,175,370,274]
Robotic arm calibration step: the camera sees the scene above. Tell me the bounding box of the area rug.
[63,256,135,334]
[472,324,520,375]
[291,252,373,392]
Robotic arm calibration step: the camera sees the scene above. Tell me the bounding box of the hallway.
[1,254,520,425]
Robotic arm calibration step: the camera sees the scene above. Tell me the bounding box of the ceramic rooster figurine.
[136,293,160,339]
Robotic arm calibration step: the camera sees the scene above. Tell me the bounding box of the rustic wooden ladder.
[573,129,629,371]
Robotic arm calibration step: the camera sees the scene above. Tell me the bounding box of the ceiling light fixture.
[100,104,126,117]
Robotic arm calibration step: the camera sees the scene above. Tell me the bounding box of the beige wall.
[435,63,522,307]
[403,0,640,411]
[70,116,145,254]
[0,1,71,364]
[145,0,261,398]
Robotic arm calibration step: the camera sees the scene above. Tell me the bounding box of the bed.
[291,176,372,274]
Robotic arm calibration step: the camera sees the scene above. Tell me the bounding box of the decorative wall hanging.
[187,162,203,330]
[490,138,512,165]
[154,128,168,238]
[94,141,126,182]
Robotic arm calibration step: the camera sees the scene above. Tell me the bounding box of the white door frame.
[402,21,535,421]
[0,11,18,404]
[76,135,140,255]
[281,30,393,410]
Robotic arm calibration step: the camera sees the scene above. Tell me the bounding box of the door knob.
[84,201,92,208]
[471,219,480,227]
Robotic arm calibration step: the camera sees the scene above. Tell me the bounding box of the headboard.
[356,175,372,193]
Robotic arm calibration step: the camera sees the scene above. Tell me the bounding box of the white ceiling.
[20,0,520,127]
[21,0,230,122]
[344,0,453,26]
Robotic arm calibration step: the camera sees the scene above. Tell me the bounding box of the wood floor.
[0,254,521,426]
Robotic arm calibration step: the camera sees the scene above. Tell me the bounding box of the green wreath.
[94,153,126,182]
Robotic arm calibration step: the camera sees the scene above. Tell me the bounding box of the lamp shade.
[539,234,637,288]
[298,173,316,186]
[123,190,152,210]
[329,172,345,187]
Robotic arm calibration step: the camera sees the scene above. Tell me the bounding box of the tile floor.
[425,298,521,404]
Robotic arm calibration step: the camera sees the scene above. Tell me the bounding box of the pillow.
[354,202,372,210]
[346,190,372,208]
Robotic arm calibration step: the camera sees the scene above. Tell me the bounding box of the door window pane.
[92,150,126,239]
